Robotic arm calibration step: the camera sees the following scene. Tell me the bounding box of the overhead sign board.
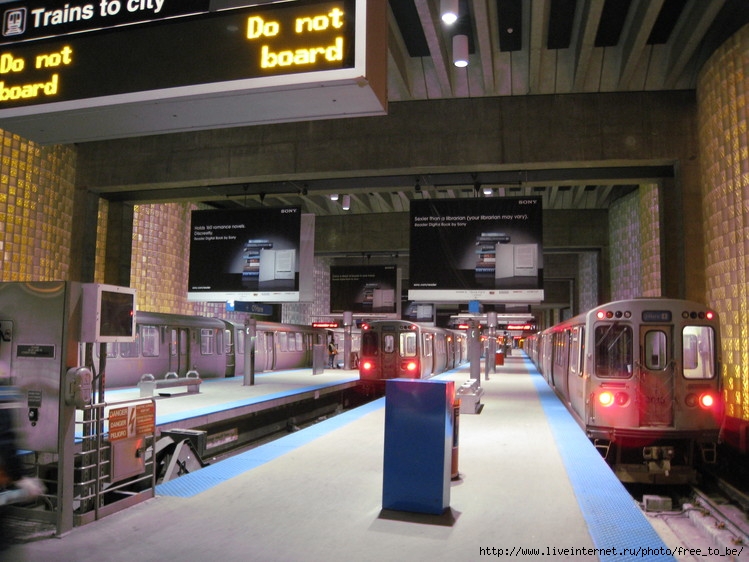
[0,0,387,143]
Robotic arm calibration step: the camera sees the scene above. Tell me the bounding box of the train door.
[551,330,570,397]
[422,332,434,376]
[264,331,275,370]
[638,325,673,427]
[381,327,398,378]
[168,328,190,376]
[566,326,586,419]
[224,328,236,377]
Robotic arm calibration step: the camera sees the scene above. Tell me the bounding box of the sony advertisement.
[330,265,397,314]
[408,197,544,302]
[188,207,302,302]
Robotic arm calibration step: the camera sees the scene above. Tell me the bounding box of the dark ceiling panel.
[696,0,749,68]
[647,0,687,45]
[595,0,632,48]
[388,0,430,57]
[548,0,577,50]
[496,0,523,52]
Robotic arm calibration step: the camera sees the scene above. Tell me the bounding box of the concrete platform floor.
[11,355,674,561]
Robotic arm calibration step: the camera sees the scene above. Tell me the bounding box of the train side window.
[101,342,117,358]
[120,339,139,358]
[141,325,160,357]
[278,332,289,352]
[594,324,633,378]
[200,328,215,355]
[423,334,433,358]
[237,329,246,355]
[400,332,417,357]
[683,326,715,379]
[295,332,304,351]
[569,327,580,376]
[644,330,668,370]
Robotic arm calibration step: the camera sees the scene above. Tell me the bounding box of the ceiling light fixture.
[342,195,351,210]
[441,0,459,24]
[453,34,469,67]
[330,193,339,201]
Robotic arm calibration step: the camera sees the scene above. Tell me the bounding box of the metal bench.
[138,371,202,397]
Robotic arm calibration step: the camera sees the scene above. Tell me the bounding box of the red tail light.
[405,361,418,373]
[361,360,374,371]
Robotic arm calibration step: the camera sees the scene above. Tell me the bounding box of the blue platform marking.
[521,355,675,562]
[156,397,385,498]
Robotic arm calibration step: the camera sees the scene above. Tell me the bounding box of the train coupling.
[643,445,674,476]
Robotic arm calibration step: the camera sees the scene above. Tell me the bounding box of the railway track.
[635,477,748,561]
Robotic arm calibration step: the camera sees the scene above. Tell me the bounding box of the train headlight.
[598,391,615,407]
[698,393,715,409]
[686,392,716,409]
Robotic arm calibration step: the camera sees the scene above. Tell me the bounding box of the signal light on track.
[598,391,614,407]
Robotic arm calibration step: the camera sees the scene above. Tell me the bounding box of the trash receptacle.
[496,350,504,366]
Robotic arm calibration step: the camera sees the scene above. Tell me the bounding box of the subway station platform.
[16,355,684,561]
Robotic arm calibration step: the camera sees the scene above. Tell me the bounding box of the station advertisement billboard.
[408,197,543,303]
[330,264,397,314]
[188,207,302,302]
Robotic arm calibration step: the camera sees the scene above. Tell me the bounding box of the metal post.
[243,318,256,386]
[469,320,481,381]
[343,311,353,370]
[486,312,497,380]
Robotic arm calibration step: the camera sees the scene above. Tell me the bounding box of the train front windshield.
[682,325,716,379]
[594,324,634,378]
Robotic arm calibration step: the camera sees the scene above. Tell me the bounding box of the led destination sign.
[0,0,355,109]
[1,0,210,44]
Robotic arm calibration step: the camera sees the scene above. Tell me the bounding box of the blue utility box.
[382,378,455,515]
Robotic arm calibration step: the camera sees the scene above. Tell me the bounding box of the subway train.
[525,298,724,484]
[85,311,327,389]
[358,320,468,381]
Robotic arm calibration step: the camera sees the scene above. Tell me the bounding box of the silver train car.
[88,312,326,388]
[358,320,468,381]
[526,298,723,484]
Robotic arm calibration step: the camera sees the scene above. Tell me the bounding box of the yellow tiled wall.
[0,132,76,281]
[698,23,749,425]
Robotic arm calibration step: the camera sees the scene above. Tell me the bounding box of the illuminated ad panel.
[0,0,387,143]
[330,264,397,314]
[188,207,302,303]
[408,197,544,303]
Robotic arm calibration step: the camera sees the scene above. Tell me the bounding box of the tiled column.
[698,23,749,435]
